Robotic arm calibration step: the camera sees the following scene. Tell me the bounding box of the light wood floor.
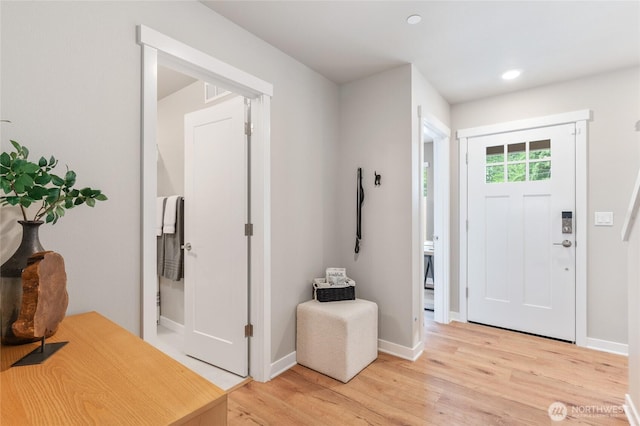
[228,320,628,425]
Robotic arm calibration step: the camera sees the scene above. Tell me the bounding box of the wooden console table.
[1,311,227,425]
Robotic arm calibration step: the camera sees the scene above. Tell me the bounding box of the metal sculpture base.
[12,337,68,367]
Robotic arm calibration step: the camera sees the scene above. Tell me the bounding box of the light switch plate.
[594,211,614,226]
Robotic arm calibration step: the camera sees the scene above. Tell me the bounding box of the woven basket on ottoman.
[296,299,378,383]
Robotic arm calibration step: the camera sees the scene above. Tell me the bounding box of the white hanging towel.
[163,195,180,234]
[156,197,166,236]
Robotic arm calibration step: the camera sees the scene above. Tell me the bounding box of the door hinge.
[245,122,253,136]
[466,220,469,231]
[245,223,253,236]
[465,153,468,164]
[244,324,253,337]
[466,287,469,298]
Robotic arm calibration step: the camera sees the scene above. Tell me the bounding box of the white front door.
[467,123,576,341]
[184,96,249,376]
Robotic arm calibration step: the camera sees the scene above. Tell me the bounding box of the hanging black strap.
[355,167,364,253]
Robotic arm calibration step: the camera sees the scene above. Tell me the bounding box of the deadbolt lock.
[562,211,573,234]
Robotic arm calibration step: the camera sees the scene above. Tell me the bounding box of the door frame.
[416,108,451,332]
[138,25,273,382]
[458,109,590,347]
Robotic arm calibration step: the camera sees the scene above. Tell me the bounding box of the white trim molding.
[270,352,297,380]
[138,25,272,382]
[457,110,591,347]
[622,170,640,241]
[137,26,272,98]
[458,135,469,323]
[158,316,184,334]
[585,338,628,356]
[626,393,640,426]
[140,40,159,344]
[378,339,424,361]
[457,110,591,139]
[574,119,588,347]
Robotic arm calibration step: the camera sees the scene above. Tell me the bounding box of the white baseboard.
[267,338,426,380]
[626,394,640,426]
[159,315,184,334]
[270,351,297,380]
[586,337,628,356]
[378,339,423,361]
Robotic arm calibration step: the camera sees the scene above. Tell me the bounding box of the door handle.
[181,242,192,251]
[553,240,572,248]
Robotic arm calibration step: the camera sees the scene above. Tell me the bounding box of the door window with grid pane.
[485,139,551,184]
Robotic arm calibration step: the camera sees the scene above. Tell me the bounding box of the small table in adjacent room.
[1,311,227,425]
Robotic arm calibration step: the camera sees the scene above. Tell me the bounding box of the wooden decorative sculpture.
[11,251,69,366]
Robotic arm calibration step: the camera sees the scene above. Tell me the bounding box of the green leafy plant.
[0,140,107,224]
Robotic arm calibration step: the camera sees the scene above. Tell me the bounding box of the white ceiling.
[202,1,640,104]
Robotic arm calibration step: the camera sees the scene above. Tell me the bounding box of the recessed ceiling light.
[502,69,522,80]
[407,14,422,25]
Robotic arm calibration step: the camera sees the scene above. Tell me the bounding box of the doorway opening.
[138,26,273,383]
[155,67,247,388]
[416,108,450,346]
[457,110,590,347]
[464,124,576,341]
[422,139,435,320]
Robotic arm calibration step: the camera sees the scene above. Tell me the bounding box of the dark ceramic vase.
[0,220,44,345]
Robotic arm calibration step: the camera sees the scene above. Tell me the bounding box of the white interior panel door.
[467,124,576,341]
[184,96,248,376]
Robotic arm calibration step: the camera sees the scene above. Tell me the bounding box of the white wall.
[626,126,640,421]
[627,205,640,420]
[269,52,339,362]
[0,1,339,364]
[337,64,449,350]
[451,67,640,344]
[337,65,413,347]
